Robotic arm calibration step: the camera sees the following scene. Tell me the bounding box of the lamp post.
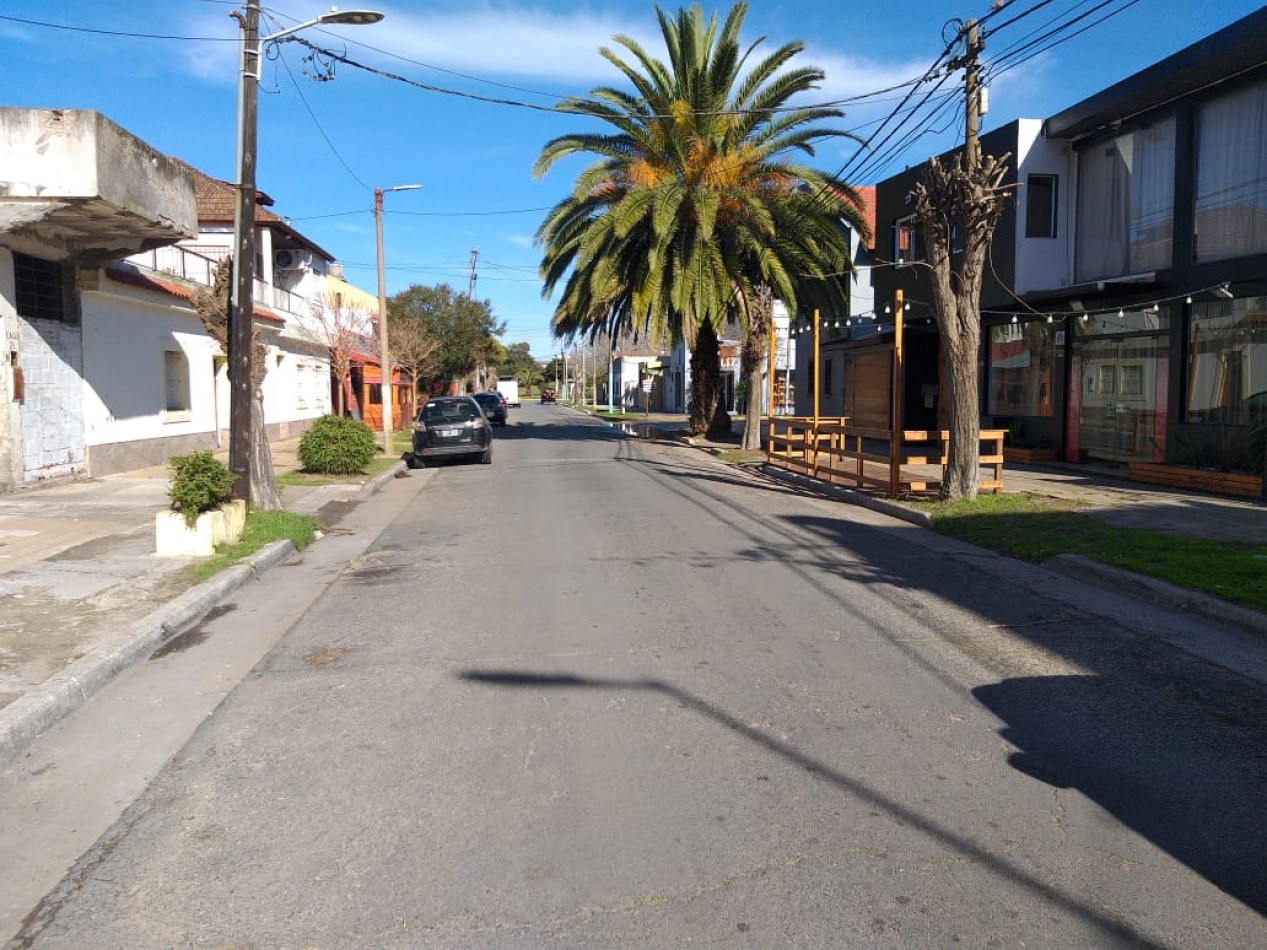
[375,184,420,451]
[229,3,382,499]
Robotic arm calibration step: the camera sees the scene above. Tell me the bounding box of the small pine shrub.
[168,451,236,527]
[298,415,378,475]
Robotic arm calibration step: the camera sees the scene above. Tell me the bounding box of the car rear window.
[421,401,480,423]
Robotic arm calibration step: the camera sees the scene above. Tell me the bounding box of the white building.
[0,108,343,489]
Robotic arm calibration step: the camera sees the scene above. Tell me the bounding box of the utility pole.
[964,18,984,175]
[466,247,479,298]
[889,288,905,495]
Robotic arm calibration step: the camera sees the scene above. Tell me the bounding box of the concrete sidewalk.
[0,437,406,766]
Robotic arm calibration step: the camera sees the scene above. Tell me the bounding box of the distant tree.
[388,283,504,393]
[189,256,281,510]
[306,291,372,416]
[498,342,541,385]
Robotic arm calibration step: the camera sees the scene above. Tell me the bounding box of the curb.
[757,464,934,528]
[1044,553,1267,638]
[0,462,406,770]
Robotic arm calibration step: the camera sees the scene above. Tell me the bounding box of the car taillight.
[470,418,486,429]
[413,421,427,433]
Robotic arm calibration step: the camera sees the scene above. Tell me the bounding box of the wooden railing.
[767,417,1005,496]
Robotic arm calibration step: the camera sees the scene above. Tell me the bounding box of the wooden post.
[890,289,904,494]
[767,313,777,457]
[812,309,821,475]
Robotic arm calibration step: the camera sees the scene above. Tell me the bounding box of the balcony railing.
[128,245,311,318]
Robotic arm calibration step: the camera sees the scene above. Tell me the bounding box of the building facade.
[864,8,1267,471]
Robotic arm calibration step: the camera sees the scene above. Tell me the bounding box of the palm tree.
[535,2,870,438]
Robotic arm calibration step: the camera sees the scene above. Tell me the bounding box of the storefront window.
[987,322,1056,417]
[1186,296,1267,425]
[1194,81,1267,262]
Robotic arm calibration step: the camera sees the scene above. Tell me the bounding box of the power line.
[0,12,234,40]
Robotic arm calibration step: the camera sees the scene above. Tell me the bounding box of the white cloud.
[501,233,535,248]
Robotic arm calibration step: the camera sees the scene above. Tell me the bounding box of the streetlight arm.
[261,8,384,43]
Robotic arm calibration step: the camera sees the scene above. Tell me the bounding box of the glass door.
[1073,325,1169,462]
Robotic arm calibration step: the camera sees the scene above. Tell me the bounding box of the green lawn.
[277,454,400,488]
[184,510,320,585]
[912,493,1267,613]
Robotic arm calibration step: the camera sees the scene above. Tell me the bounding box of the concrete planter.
[155,499,247,557]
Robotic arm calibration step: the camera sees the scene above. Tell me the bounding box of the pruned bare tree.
[190,256,281,510]
[911,151,1011,501]
[388,309,439,408]
[307,292,372,416]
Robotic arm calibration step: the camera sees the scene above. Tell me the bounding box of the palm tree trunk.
[689,321,730,437]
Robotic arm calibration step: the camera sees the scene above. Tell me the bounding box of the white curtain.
[1195,80,1267,262]
[1075,118,1175,280]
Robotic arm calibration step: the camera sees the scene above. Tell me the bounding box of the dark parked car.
[409,396,492,467]
[473,391,508,426]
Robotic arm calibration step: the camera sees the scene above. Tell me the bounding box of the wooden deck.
[767,418,1005,497]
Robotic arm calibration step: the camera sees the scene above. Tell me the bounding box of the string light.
[1011,314,1018,324]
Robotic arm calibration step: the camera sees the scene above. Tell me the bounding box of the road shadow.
[458,668,1156,944]
[603,453,1267,918]
[974,674,1267,913]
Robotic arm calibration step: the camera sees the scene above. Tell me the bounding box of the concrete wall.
[0,248,20,487]
[1013,119,1075,295]
[18,316,86,486]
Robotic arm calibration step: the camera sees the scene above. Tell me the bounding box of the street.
[7,405,1267,947]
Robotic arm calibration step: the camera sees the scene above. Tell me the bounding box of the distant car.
[473,391,508,427]
[540,386,557,404]
[408,396,492,467]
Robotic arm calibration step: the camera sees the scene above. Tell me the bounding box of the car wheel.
[405,453,423,469]
[481,447,492,465]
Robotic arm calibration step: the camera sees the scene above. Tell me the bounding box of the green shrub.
[168,451,236,527]
[298,415,378,474]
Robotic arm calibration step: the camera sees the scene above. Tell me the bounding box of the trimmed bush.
[298,414,378,474]
[168,451,236,527]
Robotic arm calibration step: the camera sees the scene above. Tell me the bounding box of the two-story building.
[858,7,1267,470]
[0,107,387,490]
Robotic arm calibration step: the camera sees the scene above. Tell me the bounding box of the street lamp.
[375,184,421,451]
[229,3,383,499]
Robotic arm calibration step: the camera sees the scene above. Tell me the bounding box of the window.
[893,215,924,265]
[297,363,308,410]
[1075,118,1175,280]
[987,322,1055,417]
[1186,295,1267,425]
[1194,80,1267,262]
[1119,364,1144,396]
[822,356,833,395]
[1097,364,1117,395]
[1025,174,1058,238]
[14,252,66,321]
[163,350,191,421]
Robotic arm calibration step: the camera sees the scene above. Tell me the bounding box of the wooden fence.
[767,417,1005,496]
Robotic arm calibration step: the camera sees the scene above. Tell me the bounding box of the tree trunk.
[739,290,771,451]
[941,299,981,501]
[250,391,282,511]
[689,321,726,437]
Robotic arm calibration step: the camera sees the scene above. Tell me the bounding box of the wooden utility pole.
[890,288,904,494]
[965,19,983,174]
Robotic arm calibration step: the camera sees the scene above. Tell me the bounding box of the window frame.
[162,349,192,423]
[14,252,67,322]
[1025,173,1059,239]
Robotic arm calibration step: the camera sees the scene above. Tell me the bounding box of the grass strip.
[184,510,320,584]
[915,493,1267,613]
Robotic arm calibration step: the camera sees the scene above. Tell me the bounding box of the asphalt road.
[9,405,1267,947]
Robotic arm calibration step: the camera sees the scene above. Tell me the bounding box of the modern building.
[864,7,1267,470]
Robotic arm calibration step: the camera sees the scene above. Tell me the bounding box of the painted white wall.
[0,247,19,486]
[1014,118,1075,295]
[81,289,219,448]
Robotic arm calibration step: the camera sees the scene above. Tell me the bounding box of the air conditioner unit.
[274,249,312,271]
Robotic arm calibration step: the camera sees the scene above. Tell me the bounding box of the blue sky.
[1,0,1262,360]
